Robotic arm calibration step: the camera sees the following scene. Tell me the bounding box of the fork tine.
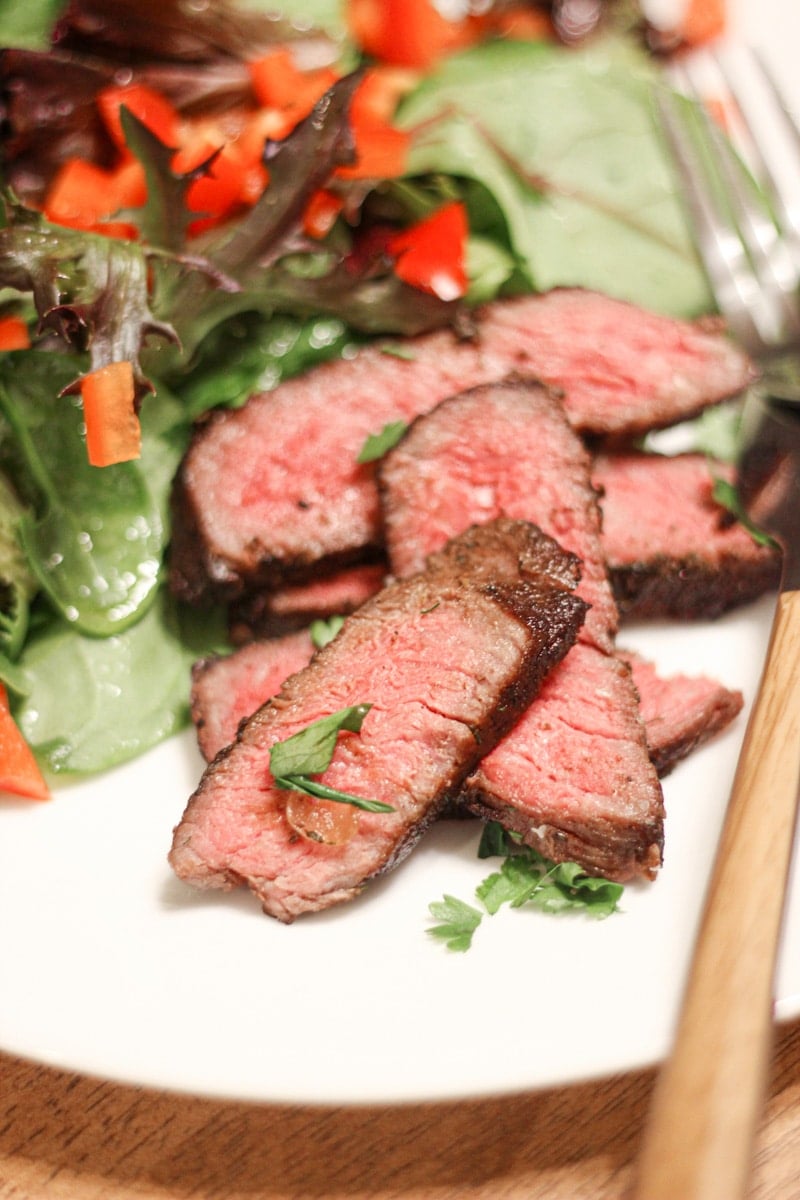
[656,86,777,352]
[714,48,800,250]
[675,63,800,344]
[658,50,800,356]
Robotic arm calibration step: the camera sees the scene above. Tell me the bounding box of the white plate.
[0,1,797,1106]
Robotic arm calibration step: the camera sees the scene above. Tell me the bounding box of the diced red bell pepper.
[303,188,345,239]
[389,202,468,300]
[249,48,339,125]
[44,157,144,237]
[81,361,141,468]
[347,0,477,68]
[96,82,181,150]
[0,685,49,801]
[0,315,31,351]
[334,68,412,181]
[338,122,410,181]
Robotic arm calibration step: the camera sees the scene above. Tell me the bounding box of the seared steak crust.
[169,289,753,607]
[594,452,781,619]
[228,562,387,642]
[169,519,587,921]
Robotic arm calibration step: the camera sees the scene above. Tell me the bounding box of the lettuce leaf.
[398,36,713,317]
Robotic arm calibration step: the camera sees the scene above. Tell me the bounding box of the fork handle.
[633,588,800,1200]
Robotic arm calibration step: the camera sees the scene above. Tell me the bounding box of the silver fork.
[633,48,800,1200]
[658,45,800,357]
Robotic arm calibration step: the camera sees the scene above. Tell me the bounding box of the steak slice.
[378,376,665,881]
[191,629,314,763]
[191,635,743,778]
[463,645,663,881]
[169,518,588,921]
[228,562,386,642]
[624,650,743,776]
[379,375,617,651]
[169,289,753,606]
[594,451,781,619]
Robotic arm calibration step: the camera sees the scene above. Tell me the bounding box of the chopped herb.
[476,851,623,918]
[429,820,623,950]
[309,614,345,649]
[476,818,511,858]
[275,774,395,812]
[427,894,483,952]
[356,419,408,463]
[269,704,395,813]
[711,477,779,549]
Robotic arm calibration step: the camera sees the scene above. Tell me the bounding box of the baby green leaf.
[427,895,483,952]
[269,704,394,812]
[270,704,371,778]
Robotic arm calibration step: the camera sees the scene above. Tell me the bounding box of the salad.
[0,0,723,796]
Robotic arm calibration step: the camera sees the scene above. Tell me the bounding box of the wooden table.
[3,1018,800,1199]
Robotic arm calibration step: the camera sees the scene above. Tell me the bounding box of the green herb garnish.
[356,420,408,464]
[427,895,483,952]
[428,821,623,950]
[269,704,394,813]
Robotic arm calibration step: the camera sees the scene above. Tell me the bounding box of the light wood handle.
[633,588,800,1200]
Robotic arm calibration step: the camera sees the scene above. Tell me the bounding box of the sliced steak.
[624,650,743,776]
[380,375,616,651]
[463,645,663,881]
[169,518,588,921]
[594,451,781,619]
[191,634,742,780]
[378,376,664,882]
[169,289,753,606]
[191,629,315,763]
[228,562,386,642]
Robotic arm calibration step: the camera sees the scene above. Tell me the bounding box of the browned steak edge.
[610,552,781,621]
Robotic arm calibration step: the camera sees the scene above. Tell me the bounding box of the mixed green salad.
[0,0,715,788]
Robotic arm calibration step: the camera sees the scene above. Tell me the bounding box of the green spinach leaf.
[0,351,166,635]
[11,588,227,774]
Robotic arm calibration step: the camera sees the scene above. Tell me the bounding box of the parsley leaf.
[427,895,483,952]
[356,420,408,464]
[429,821,623,950]
[477,850,623,918]
[270,704,395,813]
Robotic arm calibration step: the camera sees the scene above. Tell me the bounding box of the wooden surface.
[3,1018,800,1200]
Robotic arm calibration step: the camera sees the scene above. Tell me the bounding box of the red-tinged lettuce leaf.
[0,0,343,204]
[0,196,176,399]
[118,107,200,255]
[0,48,117,204]
[52,0,341,68]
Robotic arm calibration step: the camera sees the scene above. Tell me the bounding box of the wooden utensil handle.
[633,588,800,1200]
